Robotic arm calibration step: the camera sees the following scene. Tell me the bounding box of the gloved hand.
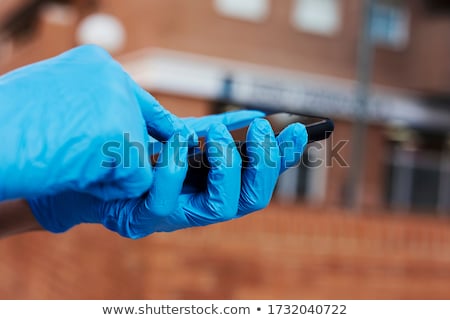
[0,45,193,201]
[28,115,307,239]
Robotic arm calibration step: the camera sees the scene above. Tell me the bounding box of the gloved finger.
[147,130,198,157]
[238,119,280,216]
[130,78,197,144]
[144,133,189,217]
[147,110,264,155]
[189,124,242,224]
[183,110,266,137]
[276,123,308,174]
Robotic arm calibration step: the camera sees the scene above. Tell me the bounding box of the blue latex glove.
[28,116,307,238]
[0,45,192,201]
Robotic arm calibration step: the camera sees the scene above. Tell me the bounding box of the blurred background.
[0,0,449,299]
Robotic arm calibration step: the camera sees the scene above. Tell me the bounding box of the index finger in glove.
[188,124,242,224]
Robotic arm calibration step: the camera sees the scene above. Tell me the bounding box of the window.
[214,0,270,22]
[291,0,342,36]
[385,128,449,213]
[371,2,410,49]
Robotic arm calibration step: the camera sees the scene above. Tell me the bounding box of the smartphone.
[184,111,334,189]
[227,111,334,144]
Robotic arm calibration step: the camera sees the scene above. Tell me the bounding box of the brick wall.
[1,204,449,299]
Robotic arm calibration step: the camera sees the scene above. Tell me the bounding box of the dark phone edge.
[305,118,334,144]
[244,107,335,144]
